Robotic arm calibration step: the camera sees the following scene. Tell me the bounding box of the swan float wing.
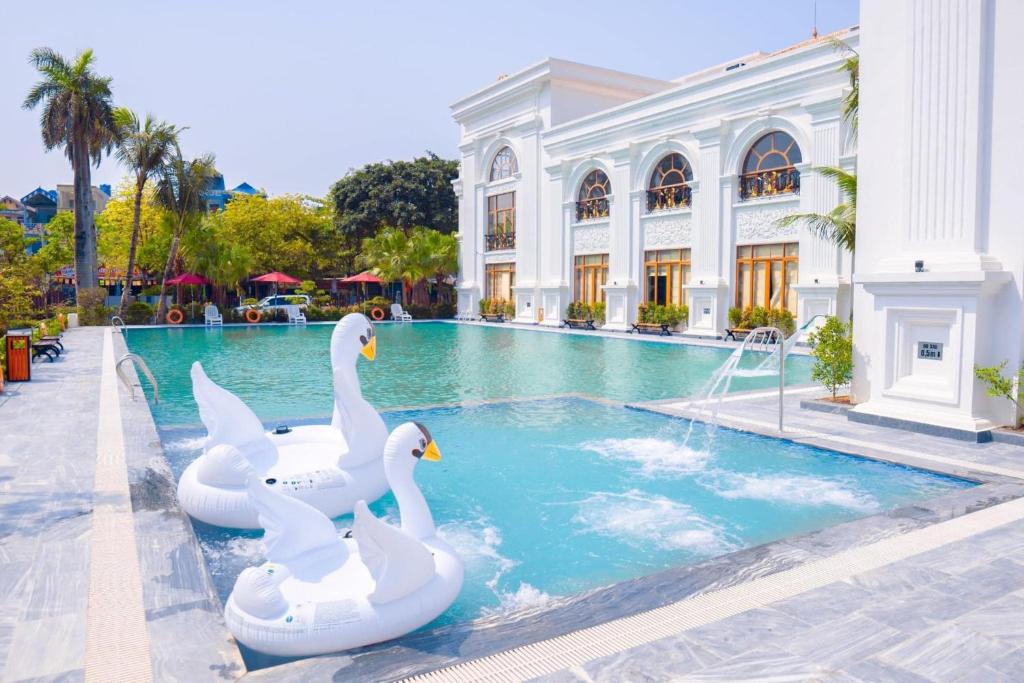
[191,362,268,450]
[247,474,344,564]
[352,500,435,604]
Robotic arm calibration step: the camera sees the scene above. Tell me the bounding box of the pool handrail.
[116,353,159,404]
[110,315,127,338]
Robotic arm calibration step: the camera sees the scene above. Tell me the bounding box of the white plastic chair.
[390,303,413,322]
[286,305,307,325]
[204,304,223,326]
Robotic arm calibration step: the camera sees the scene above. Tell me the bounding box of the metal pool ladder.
[116,353,159,404]
[741,326,786,432]
[110,315,127,338]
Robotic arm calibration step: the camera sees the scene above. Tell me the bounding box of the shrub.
[479,298,492,315]
[502,300,516,318]
[77,287,113,326]
[590,301,606,325]
[432,302,456,319]
[807,316,853,399]
[974,361,1024,427]
[141,285,162,296]
[124,301,154,325]
[243,297,258,306]
[749,306,770,328]
[728,306,744,328]
[768,308,796,337]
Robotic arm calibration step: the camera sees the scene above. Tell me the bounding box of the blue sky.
[1,1,858,198]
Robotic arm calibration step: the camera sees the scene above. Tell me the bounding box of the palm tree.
[23,48,118,295]
[112,108,182,315]
[416,228,458,304]
[358,227,413,302]
[153,147,216,322]
[777,167,857,252]
[776,41,859,253]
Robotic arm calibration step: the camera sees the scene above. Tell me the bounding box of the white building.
[452,28,858,335]
[851,0,1024,437]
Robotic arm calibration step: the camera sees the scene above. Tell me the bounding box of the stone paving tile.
[841,658,934,683]
[676,646,845,682]
[785,613,906,668]
[860,586,976,634]
[4,613,86,681]
[928,557,1024,605]
[954,665,1020,683]
[875,622,1014,681]
[9,670,85,683]
[845,560,954,597]
[578,633,722,681]
[953,593,1024,645]
[679,607,813,660]
[986,646,1024,677]
[770,581,874,627]
[901,538,999,576]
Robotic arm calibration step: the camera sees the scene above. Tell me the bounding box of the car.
[234,294,311,315]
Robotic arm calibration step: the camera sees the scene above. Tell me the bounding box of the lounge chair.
[204,304,223,326]
[288,308,307,325]
[391,304,413,322]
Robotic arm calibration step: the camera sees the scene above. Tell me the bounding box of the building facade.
[452,30,857,334]
[56,184,111,214]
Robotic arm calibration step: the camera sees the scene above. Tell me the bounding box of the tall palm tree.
[416,228,458,304]
[358,227,413,302]
[153,147,216,322]
[23,47,118,295]
[113,107,183,315]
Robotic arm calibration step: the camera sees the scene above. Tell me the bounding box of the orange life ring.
[166,309,184,325]
[245,308,262,323]
[370,307,385,321]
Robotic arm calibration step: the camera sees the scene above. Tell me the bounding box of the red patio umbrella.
[166,272,211,285]
[339,270,383,284]
[251,271,302,297]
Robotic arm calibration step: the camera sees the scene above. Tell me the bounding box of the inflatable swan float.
[224,421,463,656]
[177,313,389,529]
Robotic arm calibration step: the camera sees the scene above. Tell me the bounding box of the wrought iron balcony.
[485,232,516,251]
[576,198,610,222]
[738,168,800,201]
[646,185,692,212]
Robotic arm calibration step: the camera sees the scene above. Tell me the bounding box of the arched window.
[739,131,802,200]
[489,146,519,181]
[647,153,693,212]
[576,170,611,221]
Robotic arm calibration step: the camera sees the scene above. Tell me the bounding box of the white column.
[514,127,541,322]
[684,122,728,337]
[851,0,1015,435]
[602,149,634,331]
[455,147,480,316]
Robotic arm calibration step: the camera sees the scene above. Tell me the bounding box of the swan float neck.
[383,421,440,540]
[330,315,387,469]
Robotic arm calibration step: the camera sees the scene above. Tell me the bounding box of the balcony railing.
[576,198,610,222]
[485,232,516,251]
[646,185,692,212]
[738,168,800,201]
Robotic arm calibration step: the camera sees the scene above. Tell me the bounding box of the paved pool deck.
[2,322,1024,682]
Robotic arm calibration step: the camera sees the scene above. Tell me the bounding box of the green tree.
[0,218,40,331]
[95,181,168,273]
[153,147,217,322]
[358,226,412,301]
[807,316,853,399]
[416,227,458,304]
[32,211,74,275]
[187,220,255,305]
[330,153,459,245]
[112,108,182,315]
[23,47,118,296]
[358,226,458,306]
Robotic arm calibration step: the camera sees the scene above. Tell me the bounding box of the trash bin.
[5,329,32,382]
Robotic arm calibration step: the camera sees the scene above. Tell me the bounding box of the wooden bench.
[561,318,596,330]
[724,328,752,341]
[631,322,672,336]
[40,335,64,352]
[480,313,506,323]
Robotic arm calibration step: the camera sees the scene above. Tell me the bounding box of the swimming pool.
[125,322,813,425]
[128,323,972,661]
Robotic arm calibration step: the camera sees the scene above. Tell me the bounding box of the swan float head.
[331,313,377,365]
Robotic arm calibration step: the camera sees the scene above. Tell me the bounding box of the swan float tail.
[246,471,346,564]
[191,362,276,472]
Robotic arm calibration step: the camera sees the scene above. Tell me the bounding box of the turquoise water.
[128,324,971,640]
[125,322,814,425]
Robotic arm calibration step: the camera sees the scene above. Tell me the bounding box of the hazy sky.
[2,1,858,198]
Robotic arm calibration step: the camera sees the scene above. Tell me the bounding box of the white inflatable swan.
[177,313,389,529]
[224,422,463,657]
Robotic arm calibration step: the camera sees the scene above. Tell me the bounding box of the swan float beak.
[361,335,377,361]
[422,440,442,462]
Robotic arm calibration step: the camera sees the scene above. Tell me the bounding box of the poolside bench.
[40,335,64,352]
[631,322,672,336]
[32,343,59,362]
[725,328,752,341]
[480,313,506,323]
[561,318,596,330]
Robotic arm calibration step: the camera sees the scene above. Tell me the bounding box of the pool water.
[128,324,971,641]
[126,322,814,425]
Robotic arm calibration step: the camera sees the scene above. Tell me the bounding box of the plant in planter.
[807,316,853,400]
[768,308,796,337]
[502,300,516,318]
[728,306,744,328]
[590,301,606,325]
[749,306,770,329]
[974,361,1024,428]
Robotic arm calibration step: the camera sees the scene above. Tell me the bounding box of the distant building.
[56,184,111,214]
[202,173,262,212]
[1,195,44,254]
[21,188,58,228]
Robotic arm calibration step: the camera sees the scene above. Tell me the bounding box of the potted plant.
[807,316,853,402]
